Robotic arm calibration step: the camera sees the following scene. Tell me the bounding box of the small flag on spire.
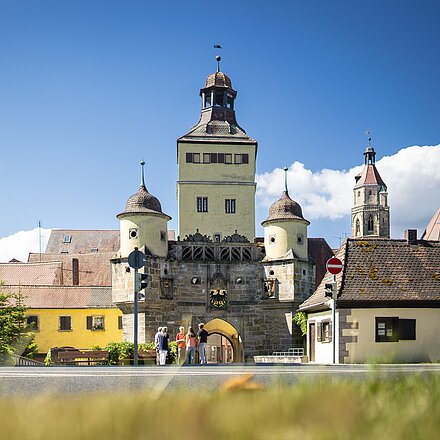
[214,44,222,49]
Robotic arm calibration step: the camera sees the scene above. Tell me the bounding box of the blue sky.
[0,0,439,255]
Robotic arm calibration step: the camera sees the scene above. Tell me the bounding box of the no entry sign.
[326,257,343,275]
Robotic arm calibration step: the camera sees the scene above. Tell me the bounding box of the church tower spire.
[351,137,390,239]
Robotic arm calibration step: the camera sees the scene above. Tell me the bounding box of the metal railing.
[272,348,304,357]
[12,354,45,366]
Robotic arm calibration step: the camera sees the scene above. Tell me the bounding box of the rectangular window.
[317,320,332,343]
[225,199,236,214]
[234,154,242,164]
[225,154,232,164]
[399,319,416,340]
[196,197,208,213]
[59,316,72,331]
[242,153,249,164]
[210,153,218,163]
[263,279,276,299]
[218,153,225,163]
[186,152,193,163]
[63,235,72,243]
[193,153,200,163]
[87,315,105,331]
[375,317,399,342]
[26,315,39,331]
[203,153,211,164]
[118,315,123,330]
[214,233,221,242]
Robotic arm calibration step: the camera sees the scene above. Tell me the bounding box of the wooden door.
[309,323,316,362]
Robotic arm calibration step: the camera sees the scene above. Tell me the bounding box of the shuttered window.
[59,316,72,331]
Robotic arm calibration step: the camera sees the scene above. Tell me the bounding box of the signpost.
[128,247,147,366]
[325,257,343,364]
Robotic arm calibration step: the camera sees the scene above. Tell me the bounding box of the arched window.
[367,215,374,232]
[355,218,360,236]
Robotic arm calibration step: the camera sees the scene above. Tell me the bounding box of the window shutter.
[328,321,332,342]
[317,323,322,342]
[86,316,93,330]
[118,316,123,330]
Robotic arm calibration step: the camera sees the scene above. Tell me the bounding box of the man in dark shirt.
[197,323,209,364]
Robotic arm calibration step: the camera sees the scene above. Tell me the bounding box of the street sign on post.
[127,247,147,366]
[326,257,343,275]
[128,248,147,269]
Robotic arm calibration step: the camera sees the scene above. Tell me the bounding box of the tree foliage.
[0,284,37,364]
[293,311,308,336]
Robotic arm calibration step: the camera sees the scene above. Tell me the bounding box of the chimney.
[404,229,417,244]
[72,258,79,285]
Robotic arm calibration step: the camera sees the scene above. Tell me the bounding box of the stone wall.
[112,243,315,361]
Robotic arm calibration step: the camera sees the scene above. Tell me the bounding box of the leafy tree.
[0,283,37,364]
[293,311,308,336]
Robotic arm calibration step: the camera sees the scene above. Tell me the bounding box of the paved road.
[1,364,440,395]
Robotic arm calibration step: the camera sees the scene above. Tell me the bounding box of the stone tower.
[117,161,171,258]
[177,57,257,242]
[351,147,390,238]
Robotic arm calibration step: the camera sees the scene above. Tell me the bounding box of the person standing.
[158,326,170,366]
[197,323,209,365]
[154,326,163,365]
[185,326,197,365]
[175,326,186,364]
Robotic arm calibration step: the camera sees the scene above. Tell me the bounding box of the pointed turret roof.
[421,208,440,241]
[354,147,387,189]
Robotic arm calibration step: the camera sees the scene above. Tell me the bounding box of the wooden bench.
[56,349,109,365]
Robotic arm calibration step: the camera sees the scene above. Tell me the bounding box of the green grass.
[1,374,440,439]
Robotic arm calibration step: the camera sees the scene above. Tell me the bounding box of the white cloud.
[0,228,52,263]
[256,144,440,239]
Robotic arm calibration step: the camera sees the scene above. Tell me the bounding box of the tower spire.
[283,166,289,193]
[140,159,146,188]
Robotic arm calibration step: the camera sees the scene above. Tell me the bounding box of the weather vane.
[214,44,222,72]
[283,166,289,192]
[365,129,372,147]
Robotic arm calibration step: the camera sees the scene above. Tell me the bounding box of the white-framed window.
[225,199,236,214]
[87,315,105,331]
[63,235,72,243]
[196,197,208,213]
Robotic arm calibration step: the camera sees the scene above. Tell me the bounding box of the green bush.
[104,341,177,365]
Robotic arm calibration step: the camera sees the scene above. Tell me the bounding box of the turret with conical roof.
[262,167,310,261]
[177,57,257,241]
[117,161,171,258]
[352,140,390,238]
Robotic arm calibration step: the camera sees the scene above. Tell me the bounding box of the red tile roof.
[354,164,386,188]
[2,285,114,308]
[422,208,440,241]
[0,262,62,286]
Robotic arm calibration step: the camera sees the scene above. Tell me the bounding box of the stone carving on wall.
[160,278,174,299]
[221,230,250,243]
[182,229,212,243]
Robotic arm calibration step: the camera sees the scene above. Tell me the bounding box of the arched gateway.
[204,318,243,364]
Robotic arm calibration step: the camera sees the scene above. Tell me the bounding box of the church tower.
[351,146,390,238]
[177,56,257,242]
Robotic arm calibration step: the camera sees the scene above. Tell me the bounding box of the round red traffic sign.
[326,257,343,275]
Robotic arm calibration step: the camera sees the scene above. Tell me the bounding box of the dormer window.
[63,235,72,243]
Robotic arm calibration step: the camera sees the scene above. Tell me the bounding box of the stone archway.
[204,318,243,363]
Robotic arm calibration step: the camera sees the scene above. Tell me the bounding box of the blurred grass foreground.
[1,374,440,440]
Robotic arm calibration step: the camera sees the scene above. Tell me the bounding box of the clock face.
[210,289,227,308]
